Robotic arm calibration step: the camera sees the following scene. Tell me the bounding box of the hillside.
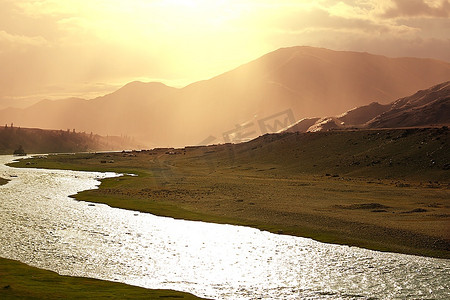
[367,81,450,128]
[286,81,450,132]
[0,126,140,155]
[175,127,449,183]
[1,47,449,147]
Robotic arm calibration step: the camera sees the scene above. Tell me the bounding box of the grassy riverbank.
[9,128,450,258]
[0,257,203,299]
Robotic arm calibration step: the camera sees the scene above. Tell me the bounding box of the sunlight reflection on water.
[0,155,449,299]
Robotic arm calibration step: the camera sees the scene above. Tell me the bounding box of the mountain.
[1,46,450,147]
[0,97,42,110]
[283,117,321,133]
[338,102,392,126]
[293,102,393,132]
[289,81,449,132]
[367,81,450,128]
[0,83,179,147]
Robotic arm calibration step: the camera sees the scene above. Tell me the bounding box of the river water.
[0,155,448,299]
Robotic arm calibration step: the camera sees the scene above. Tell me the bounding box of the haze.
[1,0,449,103]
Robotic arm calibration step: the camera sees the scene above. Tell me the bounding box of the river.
[0,155,448,299]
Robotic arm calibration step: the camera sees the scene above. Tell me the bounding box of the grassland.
[9,128,450,259]
[0,257,203,299]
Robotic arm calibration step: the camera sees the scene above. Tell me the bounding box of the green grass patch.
[0,257,204,299]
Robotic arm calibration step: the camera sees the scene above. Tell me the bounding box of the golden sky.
[0,0,449,102]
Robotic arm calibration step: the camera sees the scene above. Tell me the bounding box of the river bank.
[0,157,206,299]
[0,257,203,299]
[9,129,449,259]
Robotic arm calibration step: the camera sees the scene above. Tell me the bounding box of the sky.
[0,0,449,103]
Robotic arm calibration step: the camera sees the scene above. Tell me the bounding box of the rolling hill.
[1,47,449,147]
[367,81,450,128]
[285,81,450,132]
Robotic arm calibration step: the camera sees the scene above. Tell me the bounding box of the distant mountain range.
[1,46,449,147]
[285,81,450,133]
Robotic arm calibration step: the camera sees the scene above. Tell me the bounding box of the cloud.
[336,34,450,62]
[0,30,49,52]
[257,2,450,62]
[383,0,450,18]
[274,7,418,35]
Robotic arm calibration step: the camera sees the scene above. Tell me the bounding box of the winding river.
[0,155,449,299]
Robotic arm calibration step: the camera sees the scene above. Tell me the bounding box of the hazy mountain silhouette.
[1,46,449,147]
